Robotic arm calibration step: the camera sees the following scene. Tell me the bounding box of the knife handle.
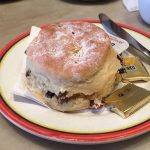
[99,13,150,60]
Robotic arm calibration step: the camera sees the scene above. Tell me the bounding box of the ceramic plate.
[0,20,150,144]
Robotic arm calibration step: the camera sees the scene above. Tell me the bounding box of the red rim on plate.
[0,20,150,144]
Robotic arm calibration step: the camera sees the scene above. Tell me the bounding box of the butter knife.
[99,13,150,59]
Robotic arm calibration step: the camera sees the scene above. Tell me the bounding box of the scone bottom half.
[25,22,121,112]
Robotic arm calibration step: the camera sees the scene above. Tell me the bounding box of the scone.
[25,22,121,112]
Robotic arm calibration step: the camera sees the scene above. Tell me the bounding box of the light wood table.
[0,0,150,150]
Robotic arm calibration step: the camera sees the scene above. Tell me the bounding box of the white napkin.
[123,0,139,12]
[13,71,49,108]
[105,31,129,54]
[27,26,41,45]
[12,26,49,108]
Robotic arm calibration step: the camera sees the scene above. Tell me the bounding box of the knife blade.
[99,13,150,59]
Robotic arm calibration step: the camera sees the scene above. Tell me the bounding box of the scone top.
[26,22,111,82]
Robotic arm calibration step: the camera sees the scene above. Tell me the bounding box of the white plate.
[0,20,150,144]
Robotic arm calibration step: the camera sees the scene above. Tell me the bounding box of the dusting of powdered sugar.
[54,31,66,40]
[27,22,110,81]
[64,39,104,81]
[28,30,68,58]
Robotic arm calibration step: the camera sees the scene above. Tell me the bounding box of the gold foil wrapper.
[119,57,150,82]
[104,84,150,118]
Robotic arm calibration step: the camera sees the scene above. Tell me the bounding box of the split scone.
[25,22,121,111]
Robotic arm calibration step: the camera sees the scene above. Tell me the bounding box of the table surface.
[0,0,150,150]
